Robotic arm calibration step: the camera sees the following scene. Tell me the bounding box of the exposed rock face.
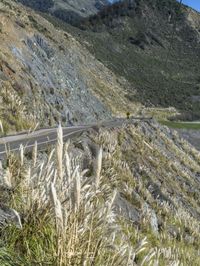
[13,33,112,124]
[142,202,158,233]
[0,205,22,229]
[0,0,136,132]
[114,193,141,223]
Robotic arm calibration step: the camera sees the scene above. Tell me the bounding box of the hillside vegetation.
[1,122,200,265]
[0,1,200,265]
[36,0,200,120]
[75,0,200,118]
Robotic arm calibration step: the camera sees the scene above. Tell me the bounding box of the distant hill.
[71,0,200,120]
[17,0,112,25]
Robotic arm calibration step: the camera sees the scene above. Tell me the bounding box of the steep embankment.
[0,121,200,265]
[0,0,137,133]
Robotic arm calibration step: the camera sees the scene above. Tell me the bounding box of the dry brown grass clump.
[0,126,156,266]
[1,123,200,265]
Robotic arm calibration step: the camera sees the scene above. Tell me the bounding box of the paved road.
[0,118,152,158]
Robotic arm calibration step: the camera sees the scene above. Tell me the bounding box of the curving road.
[0,118,152,158]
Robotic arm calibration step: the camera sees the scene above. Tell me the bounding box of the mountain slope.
[77,0,200,118]
[37,0,200,120]
[0,0,137,133]
[0,1,200,265]
[17,0,111,25]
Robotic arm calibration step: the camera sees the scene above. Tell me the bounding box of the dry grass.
[1,123,200,265]
[0,85,36,134]
[0,126,156,265]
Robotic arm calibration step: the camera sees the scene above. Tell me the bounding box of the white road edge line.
[0,126,92,145]
[0,128,88,155]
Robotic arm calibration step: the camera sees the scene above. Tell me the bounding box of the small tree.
[126,112,130,119]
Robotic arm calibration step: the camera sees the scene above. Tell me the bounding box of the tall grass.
[0,126,154,266]
[2,123,199,265]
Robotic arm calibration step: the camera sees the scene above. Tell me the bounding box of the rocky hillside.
[33,0,200,120]
[0,1,200,265]
[17,0,112,25]
[0,0,137,133]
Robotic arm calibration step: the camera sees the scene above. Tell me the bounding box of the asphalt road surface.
[0,118,152,158]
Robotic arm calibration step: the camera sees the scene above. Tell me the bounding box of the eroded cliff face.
[0,0,136,132]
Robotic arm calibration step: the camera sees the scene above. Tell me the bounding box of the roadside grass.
[1,124,200,265]
[160,120,200,130]
[0,126,155,265]
[0,85,36,136]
